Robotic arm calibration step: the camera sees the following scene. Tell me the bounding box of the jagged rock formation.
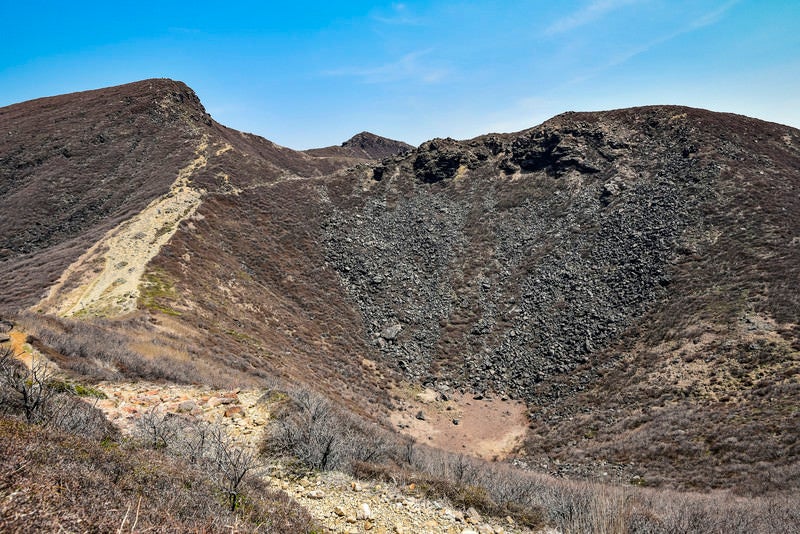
[1,80,798,492]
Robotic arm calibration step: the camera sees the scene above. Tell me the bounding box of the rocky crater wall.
[323,111,721,402]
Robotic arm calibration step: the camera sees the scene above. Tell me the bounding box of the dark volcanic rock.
[321,106,798,405]
[507,127,607,175]
[324,193,467,379]
[411,138,481,183]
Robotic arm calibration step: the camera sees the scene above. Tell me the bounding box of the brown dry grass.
[0,416,318,533]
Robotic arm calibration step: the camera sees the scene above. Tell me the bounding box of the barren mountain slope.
[0,79,403,312]
[1,81,797,494]
[0,78,413,408]
[0,79,211,308]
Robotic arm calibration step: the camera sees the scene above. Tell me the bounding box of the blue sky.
[1,1,798,148]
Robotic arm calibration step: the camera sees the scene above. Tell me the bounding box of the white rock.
[357,502,373,520]
[466,506,482,522]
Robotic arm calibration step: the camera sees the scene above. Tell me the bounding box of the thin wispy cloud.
[545,0,641,36]
[568,0,740,84]
[371,3,424,26]
[610,0,739,66]
[687,0,740,30]
[325,50,449,84]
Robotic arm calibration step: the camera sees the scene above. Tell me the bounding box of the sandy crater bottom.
[390,386,529,461]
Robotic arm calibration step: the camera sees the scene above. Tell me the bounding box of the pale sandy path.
[35,136,211,317]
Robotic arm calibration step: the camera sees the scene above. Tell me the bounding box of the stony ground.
[89,380,540,534]
[5,328,544,532]
[273,470,534,534]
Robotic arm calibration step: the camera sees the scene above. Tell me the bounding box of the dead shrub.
[261,388,393,472]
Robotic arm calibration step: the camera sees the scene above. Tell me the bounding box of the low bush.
[0,416,317,532]
[262,388,393,471]
[0,348,117,440]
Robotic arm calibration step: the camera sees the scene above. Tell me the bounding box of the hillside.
[0,78,798,509]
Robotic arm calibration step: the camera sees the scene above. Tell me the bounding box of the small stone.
[381,324,402,340]
[352,481,363,492]
[364,520,374,530]
[224,406,244,418]
[208,396,235,407]
[452,418,460,425]
[177,400,197,413]
[466,507,482,522]
[415,410,426,421]
[333,506,346,517]
[306,489,325,499]
[357,503,373,520]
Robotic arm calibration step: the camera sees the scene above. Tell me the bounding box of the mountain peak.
[340,131,413,159]
[303,131,412,160]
